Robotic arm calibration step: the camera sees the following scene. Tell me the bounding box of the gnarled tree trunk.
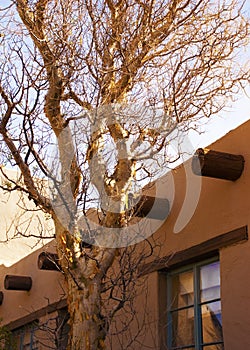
[67,279,105,350]
[54,219,115,350]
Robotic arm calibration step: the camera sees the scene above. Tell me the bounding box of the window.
[56,307,70,349]
[11,308,70,350]
[12,322,39,350]
[166,257,224,350]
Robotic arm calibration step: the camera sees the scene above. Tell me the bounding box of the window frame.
[166,256,223,350]
[11,321,39,350]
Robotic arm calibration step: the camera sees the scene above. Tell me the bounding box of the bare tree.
[0,0,249,349]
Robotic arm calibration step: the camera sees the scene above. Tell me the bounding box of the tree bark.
[67,278,106,350]
[54,220,108,350]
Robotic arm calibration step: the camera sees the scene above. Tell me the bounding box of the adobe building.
[0,168,54,267]
[1,120,250,349]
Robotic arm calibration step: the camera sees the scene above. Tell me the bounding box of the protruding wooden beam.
[4,275,32,291]
[38,252,60,271]
[192,148,244,181]
[130,195,170,220]
[0,291,3,305]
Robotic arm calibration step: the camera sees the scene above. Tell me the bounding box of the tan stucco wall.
[143,120,250,350]
[1,120,250,348]
[0,168,54,266]
[105,121,250,349]
[0,241,66,327]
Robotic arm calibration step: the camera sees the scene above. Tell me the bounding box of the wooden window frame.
[156,226,247,350]
[141,226,248,276]
[166,257,223,350]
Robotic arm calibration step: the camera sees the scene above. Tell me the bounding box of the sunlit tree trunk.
[67,278,105,350]
[54,218,113,350]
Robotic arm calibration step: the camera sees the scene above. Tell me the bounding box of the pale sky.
[189,90,250,150]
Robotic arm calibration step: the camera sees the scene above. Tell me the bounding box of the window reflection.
[200,262,220,303]
[171,270,194,309]
[201,301,223,344]
[167,259,223,350]
[202,345,224,350]
[171,308,195,347]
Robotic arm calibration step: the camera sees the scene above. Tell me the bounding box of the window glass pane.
[172,347,195,350]
[200,262,220,302]
[167,259,223,350]
[57,308,70,349]
[202,345,224,350]
[171,308,195,348]
[201,301,223,344]
[171,270,194,309]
